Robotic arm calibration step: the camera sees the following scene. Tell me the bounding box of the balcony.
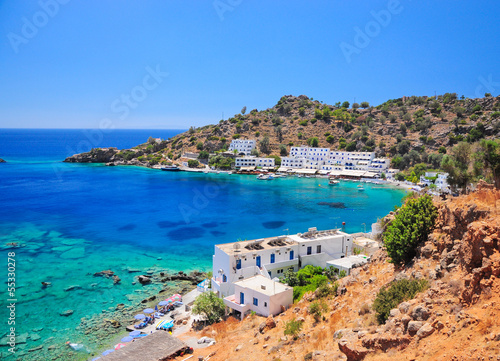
[224,294,250,314]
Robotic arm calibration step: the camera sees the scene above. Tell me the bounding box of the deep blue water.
[0,129,406,359]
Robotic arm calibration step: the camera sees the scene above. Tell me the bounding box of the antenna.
[283,228,289,236]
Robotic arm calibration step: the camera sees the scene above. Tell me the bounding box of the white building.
[420,172,449,192]
[223,275,293,320]
[211,227,353,298]
[281,147,388,175]
[326,255,370,276]
[368,158,390,173]
[228,139,256,156]
[235,156,275,169]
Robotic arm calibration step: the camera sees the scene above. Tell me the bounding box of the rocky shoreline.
[5,269,207,361]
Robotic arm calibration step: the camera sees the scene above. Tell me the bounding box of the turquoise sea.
[0,129,406,360]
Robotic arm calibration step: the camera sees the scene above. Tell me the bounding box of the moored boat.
[329,179,339,186]
[357,184,365,191]
[161,165,181,171]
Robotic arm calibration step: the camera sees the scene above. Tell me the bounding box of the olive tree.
[192,292,225,325]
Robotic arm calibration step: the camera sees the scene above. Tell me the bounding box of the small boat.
[329,179,339,186]
[161,165,181,171]
[357,184,365,191]
[257,174,274,180]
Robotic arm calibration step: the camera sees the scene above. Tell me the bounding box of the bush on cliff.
[373,278,429,324]
[383,194,437,266]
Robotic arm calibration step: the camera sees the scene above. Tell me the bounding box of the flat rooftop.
[216,235,297,255]
[327,255,370,269]
[288,228,348,243]
[216,228,350,254]
[234,275,291,296]
[99,331,187,361]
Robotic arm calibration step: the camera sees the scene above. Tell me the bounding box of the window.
[270,254,275,264]
[290,250,294,260]
[317,245,321,253]
[236,259,241,270]
[264,302,267,307]
[223,274,227,282]
[253,297,258,306]
[307,246,312,255]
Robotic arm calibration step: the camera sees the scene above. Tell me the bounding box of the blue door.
[256,256,261,267]
[307,246,312,255]
[290,250,294,260]
[270,254,275,264]
[236,259,241,269]
[240,292,244,305]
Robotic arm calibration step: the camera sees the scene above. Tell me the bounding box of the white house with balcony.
[228,139,256,155]
[235,156,275,169]
[223,275,293,320]
[419,172,450,193]
[211,227,353,298]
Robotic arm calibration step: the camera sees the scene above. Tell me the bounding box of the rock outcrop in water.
[0,158,6,163]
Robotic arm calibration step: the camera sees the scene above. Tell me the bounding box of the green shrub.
[232,134,241,139]
[188,159,199,168]
[308,300,328,322]
[373,278,429,324]
[307,137,319,147]
[383,195,437,266]
[284,318,303,339]
[298,107,305,116]
[299,120,308,126]
[196,142,204,150]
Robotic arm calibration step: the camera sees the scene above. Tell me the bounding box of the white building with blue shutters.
[223,275,293,320]
[228,139,256,155]
[211,227,353,299]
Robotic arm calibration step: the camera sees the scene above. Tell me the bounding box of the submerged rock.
[317,202,347,208]
[60,310,74,317]
[60,247,85,259]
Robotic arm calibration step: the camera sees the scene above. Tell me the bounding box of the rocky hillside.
[183,183,500,361]
[64,94,500,169]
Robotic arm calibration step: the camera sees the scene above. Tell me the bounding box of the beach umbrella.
[143,308,154,314]
[134,314,145,320]
[121,336,133,343]
[102,349,114,356]
[114,343,127,350]
[158,300,169,306]
[129,330,141,337]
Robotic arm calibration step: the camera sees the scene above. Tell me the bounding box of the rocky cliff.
[185,184,500,361]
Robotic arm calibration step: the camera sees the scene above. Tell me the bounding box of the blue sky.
[0,0,498,129]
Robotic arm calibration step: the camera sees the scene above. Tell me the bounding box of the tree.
[274,125,283,142]
[187,159,199,168]
[241,106,247,115]
[352,103,360,110]
[341,101,350,109]
[360,101,370,108]
[147,136,156,144]
[250,148,260,157]
[307,137,319,147]
[192,292,225,325]
[196,142,204,151]
[383,195,437,266]
[259,135,270,154]
[279,144,288,156]
[441,142,473,193]
[479,139,500,188]
[198,151,209,159]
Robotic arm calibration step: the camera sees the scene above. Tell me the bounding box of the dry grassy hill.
[65,93,500,173]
